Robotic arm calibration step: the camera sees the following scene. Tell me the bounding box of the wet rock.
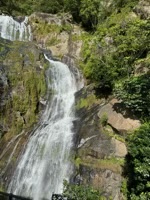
[0,38,48,188]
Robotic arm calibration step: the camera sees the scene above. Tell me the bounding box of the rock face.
[29,12,83,62]
[98,99,141,134]
[135,0,150,19]
[0,37,48,189]
[79,166,122,200]
[74,88,122,199]
[0,12,143,198]
[73,87,141,199]
[111,138,127,158]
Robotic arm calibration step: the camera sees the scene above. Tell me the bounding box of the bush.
[127,123,150,198]
[63,180,103,200]
[100,113,108,126]
[115,74,150,118]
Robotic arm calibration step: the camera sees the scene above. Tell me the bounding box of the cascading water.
[8,57,82,199]
[0,14,83,199]
[0,15,32,41]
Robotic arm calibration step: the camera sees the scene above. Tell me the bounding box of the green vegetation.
[102,124,125,143]
[75,155,123,174]
[80,11,150,96]
[31,19,61,36]
[121,179,128,199]
[127,123,150,199]
[76,94,99,110]
[0,40,47,138]
[63,180,104,200]
[115,74,150,118]
[0,0,64,15]
[1,0,150,198]
[0,39,48,186]
[100,113,108,127]
[29,15,73,48]
[71,1,150,197]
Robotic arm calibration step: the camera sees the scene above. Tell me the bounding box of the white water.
[8,56,83,199]
[0,14,83,199]
[0,15,31,41]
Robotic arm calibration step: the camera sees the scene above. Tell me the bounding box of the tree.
[127,123,150,199]
[64,0,81,22]
[115,74,150,118]
[38,0,64,14]
[0,0,19,15]
[80,0,112,30]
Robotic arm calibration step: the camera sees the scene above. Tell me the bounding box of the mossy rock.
[0,37,50,188]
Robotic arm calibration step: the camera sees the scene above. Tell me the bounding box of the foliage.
[37,0,64,14]
[2,0,139,30]
[113,0,139,10]
[80,0,103,30]
[115,74,150,118]
[127,123,150,199]
[63,180,103,200]
[76,94,98,109]
[121,179,128,199]
[63,0,138,30]
[75,155,123,174]
[0,0,65,15]
[80,36,117,94]
[100,113,108,127]
[80,8,150,95]
[0,0,20,15]
[80,0,120,30]
[1,0,150,198]
[64,0,81,22]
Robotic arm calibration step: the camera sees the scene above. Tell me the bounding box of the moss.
[46,37,61,46]
[74,157,82,168]
[121,178,128,198]
[76,94,99,110]
[31,17,61,37]
[0,39,49,188]
[0,40,47,138]
[60,24,73,33]
[71,34,81,42]
[100,113,108,127]
[79,157,123,174]
[0,184,5,192]
[103,125,126,143]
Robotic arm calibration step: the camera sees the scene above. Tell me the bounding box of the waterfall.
[8,57,83,199]
[0,14,83,199]
[0,15,32,41]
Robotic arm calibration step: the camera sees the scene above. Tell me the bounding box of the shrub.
[100,113,108,126]
[63,180,103,200]
[127,123,150,198]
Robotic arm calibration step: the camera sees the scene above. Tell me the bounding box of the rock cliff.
[0,37,48,189]
[0,11,143,199]
[29,12,83,62]
[73,86,141,199]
